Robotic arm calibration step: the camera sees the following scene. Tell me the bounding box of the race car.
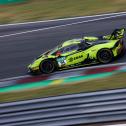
[28,28,125,74]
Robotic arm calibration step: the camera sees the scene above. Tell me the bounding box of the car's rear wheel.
[40,60,55,74]
[97,49,113,64]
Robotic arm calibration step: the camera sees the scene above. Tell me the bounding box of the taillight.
[114,41,119,47]
[114,40,123,48]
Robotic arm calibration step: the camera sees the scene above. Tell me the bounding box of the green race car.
[28,28,125,74]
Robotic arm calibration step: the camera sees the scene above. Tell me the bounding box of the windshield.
[49,44,80,55]
[61,44,79,54]
[49,45,62,55]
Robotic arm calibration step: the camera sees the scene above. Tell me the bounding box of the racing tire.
[40,60,55,74]
[97,49,113,64]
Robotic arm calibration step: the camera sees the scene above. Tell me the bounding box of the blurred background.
[0,0,126,24]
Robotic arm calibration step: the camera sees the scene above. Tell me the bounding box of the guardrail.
[0,88,126,126]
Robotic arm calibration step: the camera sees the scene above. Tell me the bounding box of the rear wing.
[110,28,125,40]
[103,28,125,40]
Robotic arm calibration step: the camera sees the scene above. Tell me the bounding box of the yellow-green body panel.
[28,28,125,73]
[28,39,121,71]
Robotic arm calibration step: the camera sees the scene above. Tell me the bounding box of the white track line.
[0,11,126,27]
[0,75,30,82]
[105,124,126,126]
[0,13,126,38]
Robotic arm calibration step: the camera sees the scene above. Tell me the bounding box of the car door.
[63,44,87,66]
[66,50,87,66]
[56,44,89,67]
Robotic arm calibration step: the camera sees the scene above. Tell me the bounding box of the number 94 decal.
[57,57,66,67]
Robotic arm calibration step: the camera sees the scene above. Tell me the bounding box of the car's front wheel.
[97,49,113,64]
[40,60,55,74]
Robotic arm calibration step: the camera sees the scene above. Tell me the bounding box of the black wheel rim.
[41,61,54,73]
[99,50,112,63]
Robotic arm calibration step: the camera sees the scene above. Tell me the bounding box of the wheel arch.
[97,48,113,57]
[96,48,114,63]
[39,58,58,73]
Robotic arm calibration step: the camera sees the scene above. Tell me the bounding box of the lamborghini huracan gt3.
[28,28,125,74]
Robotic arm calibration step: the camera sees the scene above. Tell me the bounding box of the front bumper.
[28,64,40,74]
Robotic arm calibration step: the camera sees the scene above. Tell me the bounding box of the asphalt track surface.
[0,13,126,79]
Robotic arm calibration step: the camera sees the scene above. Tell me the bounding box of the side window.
[70,44,79,50]
[79,43,90,50]
[64,47,70,53]
[62,44,79,54]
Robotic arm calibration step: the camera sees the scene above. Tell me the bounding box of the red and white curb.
[0,62,126,89]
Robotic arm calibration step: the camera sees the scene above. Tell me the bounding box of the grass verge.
[0,0,126,24]
[0,72,126,103]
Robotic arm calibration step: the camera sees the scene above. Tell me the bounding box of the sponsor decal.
[57,57,66,67]
[69,55,83,62]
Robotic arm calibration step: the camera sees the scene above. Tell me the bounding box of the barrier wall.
[0,88,126,126]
